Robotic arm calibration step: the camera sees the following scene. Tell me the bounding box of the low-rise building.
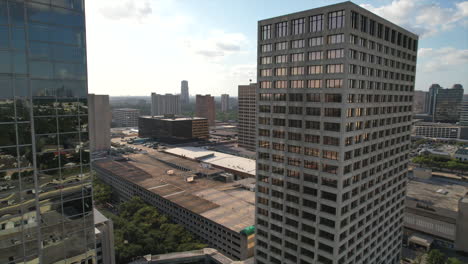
[93,153,255,260]
[112,108,140,128]
[455,148,468,161]
[164,147,256,179]
[404,174,468,253]
[412,122,468,140]
[138,116,209,142]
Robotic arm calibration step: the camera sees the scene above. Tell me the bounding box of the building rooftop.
[140,116,208,121]
[93,208,109,225]
[93,153,255,232]
[164,147,256,176]
[133,248,254,264]
[455,148,468,155]
[407,176,468,212]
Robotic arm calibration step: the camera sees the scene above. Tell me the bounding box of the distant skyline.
[86,0,468,96]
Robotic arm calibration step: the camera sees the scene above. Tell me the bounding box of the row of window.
[260,48,344,64]
[351,11,417,52]
[349,34,416,62]
[260,10,345,40]
[260,34,344,53]
[260,64,344,77]
[349,49,415,73]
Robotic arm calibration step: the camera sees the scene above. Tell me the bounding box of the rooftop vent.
[436,189,448,195]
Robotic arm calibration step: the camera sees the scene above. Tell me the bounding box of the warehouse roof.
[164,147,256,176]
[93,154,255,233]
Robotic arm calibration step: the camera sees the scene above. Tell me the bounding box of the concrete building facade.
[413,90,428,114]
[151,93,181,116]
[256,2,418,264]
[88,94,111,152]
[94,209,116,264]
[459,99,468,126]
[221,94,230,112]
[238,83,257,151]
[138,116,209,142]
[181,80,190,105]
[412,122,468,140]
[196,94,216,126]
[112,108,140,127]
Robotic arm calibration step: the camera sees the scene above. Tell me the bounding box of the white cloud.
[99,0,153,21]
[418,47,468,72]
[186,30,248,60]
[361,0,468,38]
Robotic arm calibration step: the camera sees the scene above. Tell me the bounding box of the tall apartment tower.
[413,90,428,114]
[195,94,216,126]
[238,83,257,151]
[88,94,111,152]
[151,93,181,116]
[256,2,418,264]
[181,80,190,104]
[221,94,230,112]
[112,108,140,127]
[0,1,96,264]
[432,85,464,123]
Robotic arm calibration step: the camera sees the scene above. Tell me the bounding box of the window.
[276,41,287,50]
[291,39,305,49]
[304,147,319,157]
[323,136,339,146]
[309,51,323,61]
[310,14,323,32]
[360,15,367,32]
[275,67,287,76]
[260,69,272,76]
[260,56,272,65]
[326,79,343,88]
[291,53,304,62]
[327,33,344,44]
[324,108,341,117]
[351,11,358,29]
[275,80,287,89]
[309,36,323,46]
[324,122,340,132]
[274,55,287,65]
[306,107,321,116]
[326,64,344,73]
[306,93,321,102]
[275,21,288,37]
[328,10,345,29]
[289,93,303,102]
[292,18,305,35]
[291,66,304,75]
[259,81,272,89]
[327,49,344,59]
[308,65,323,75]
[261,44,272,53]
[291,80,304,88]
[305,121,320,130]
[261,24,271,40]
[324,94,341,102]
[305,134,320,143]
[323,150,339,160]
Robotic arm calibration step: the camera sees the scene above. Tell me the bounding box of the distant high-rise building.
[112,108,140,127]
[256,2,418,264]
[89,94,111,152]
[413,90,428,114]
[181,80,190,104]
[460,99,468,126]
[427,84,464,123]
[151,93,181,116]
[94,209,116,264]
[196,95,215,126]
[0,2,96,263]
[238,84,257,151]
[221,94,230,112]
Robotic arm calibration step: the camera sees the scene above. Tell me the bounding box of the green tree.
[427,249,445,264]
[445,257,463,264]
[93,179,112,205]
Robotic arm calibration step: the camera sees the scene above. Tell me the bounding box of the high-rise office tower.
[431,84,464,123]
[151,93,181,116]
[221,94,230,112]
[0,1,95,263]
[88,94,111,152]
[256,2,418,264]
[195,94,215,126]
[238,83,257,151]
[181,80,189,104]
[413,90,428,114]
[425,84,442,115]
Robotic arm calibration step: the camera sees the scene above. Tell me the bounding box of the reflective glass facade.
[0,1,95,263]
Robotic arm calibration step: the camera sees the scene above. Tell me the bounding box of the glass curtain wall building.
[0,1,95,263]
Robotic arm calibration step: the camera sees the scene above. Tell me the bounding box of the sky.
[85,0,468,96]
